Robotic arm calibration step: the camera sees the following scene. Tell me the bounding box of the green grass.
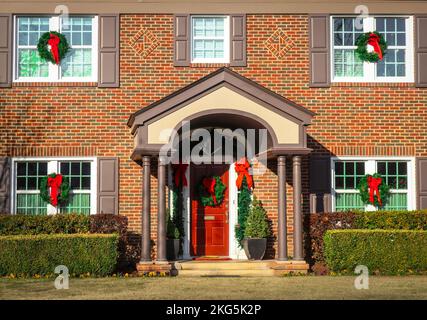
[1,276,427,300]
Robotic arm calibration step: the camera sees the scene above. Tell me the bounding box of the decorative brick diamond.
[130,28,160,58]
[264,28,295,59]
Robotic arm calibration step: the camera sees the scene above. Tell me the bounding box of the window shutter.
[309,15,330,87]
[0,157,11,213]
[417,157,427,209]
[0,14,12,88]
[309,156,332,213]
[229,14,246,67]
[97,157,119,214]
[174,14,190,66]
[415,15,427,87]
[98,14,120,87]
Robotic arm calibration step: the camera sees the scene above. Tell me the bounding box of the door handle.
[225,211,229,224]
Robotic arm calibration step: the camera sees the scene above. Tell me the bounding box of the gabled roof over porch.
[127,67,315,160]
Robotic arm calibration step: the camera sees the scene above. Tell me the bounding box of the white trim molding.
[330,156,416,212]
[10,156,98,215]
[13,15,98,83]
[330,15,414,83]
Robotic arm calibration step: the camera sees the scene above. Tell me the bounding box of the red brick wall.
[1,14,426,260]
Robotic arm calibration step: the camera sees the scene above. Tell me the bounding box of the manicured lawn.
[1,276,426,300]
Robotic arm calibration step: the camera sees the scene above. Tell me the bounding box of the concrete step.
[177,269,277,277]
[174,260,274,270]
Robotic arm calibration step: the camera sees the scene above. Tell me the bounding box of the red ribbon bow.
[367,33,383,60]
[47,174,63,206]
[172,163,188,187]
[202,177,217,205]
[48,33,61,64]
[367,176,382,206]
[235,157,253,190]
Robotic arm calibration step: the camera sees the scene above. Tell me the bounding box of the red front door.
[191,164,229,257]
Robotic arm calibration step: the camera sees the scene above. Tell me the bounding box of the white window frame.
[331,15,414,83]
[190,15,230,64]
[331,156,416,212]
[10,157,97,215]
[13,15,98,83]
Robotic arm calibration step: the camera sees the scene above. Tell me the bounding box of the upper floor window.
[332,16,413,82]
[14,15,98,82]
[191,16,230,63]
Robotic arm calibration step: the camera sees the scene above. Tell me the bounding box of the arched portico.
[127,67,315,270]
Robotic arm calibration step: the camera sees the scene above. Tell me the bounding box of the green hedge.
[0,234,119,276]
[304,210,427,267]
[0,214,90,235]
[324,229,427,275]
[354,210,427,230]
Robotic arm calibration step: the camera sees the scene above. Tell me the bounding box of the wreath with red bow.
[357,173,390,208]
[39,173,70,206]
[198,176,226,207]
[355,31,387,63]
[37,31,70,64]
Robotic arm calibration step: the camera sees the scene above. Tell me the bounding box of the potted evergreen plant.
[242,198,270,260]
[166,210,180,261]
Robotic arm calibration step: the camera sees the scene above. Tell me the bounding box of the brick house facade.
[1,1,427,271]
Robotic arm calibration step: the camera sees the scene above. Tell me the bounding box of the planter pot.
[243,238,267,260]
[166,239,180,261]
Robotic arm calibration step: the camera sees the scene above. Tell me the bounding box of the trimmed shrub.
[0,234,119,276]
[244,198,270,238]
[304,210,427,267]
[304,212,356,266]
[0,214,90,235]
[324,229,427,275]
[354,210,427,230]
[0,213,128,236]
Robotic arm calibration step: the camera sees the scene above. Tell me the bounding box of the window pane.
[16,194,47,215]
[61,162,69,175]
[336,193,364,211]
[335,162,344,175]
[375,18,407,78]
[81,177,91,190]
[71,177,80,189]
[192,17,227,61]
[345,162,354,175]
[356,162,365,175]
[333,18,343,32]
[61,49,92,78]
[71,162,81,175]
[61,17,94,78]
[377,162,386,175]
[17,177,26,190]
[336,177,344,189]
[62,193,90,215]
[17,162,26,176]
[334,49,363,77]
[384,193,407,210]
[345,177,355,189]
[18,49,49,78]
[82,162,91,175]
[398,162,407,175]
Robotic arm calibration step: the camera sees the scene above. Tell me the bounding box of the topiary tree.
[244,197,270,239]
[235,177,252,247]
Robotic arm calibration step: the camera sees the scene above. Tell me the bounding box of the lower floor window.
[13,158,96,215]
[332,158,413,211]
